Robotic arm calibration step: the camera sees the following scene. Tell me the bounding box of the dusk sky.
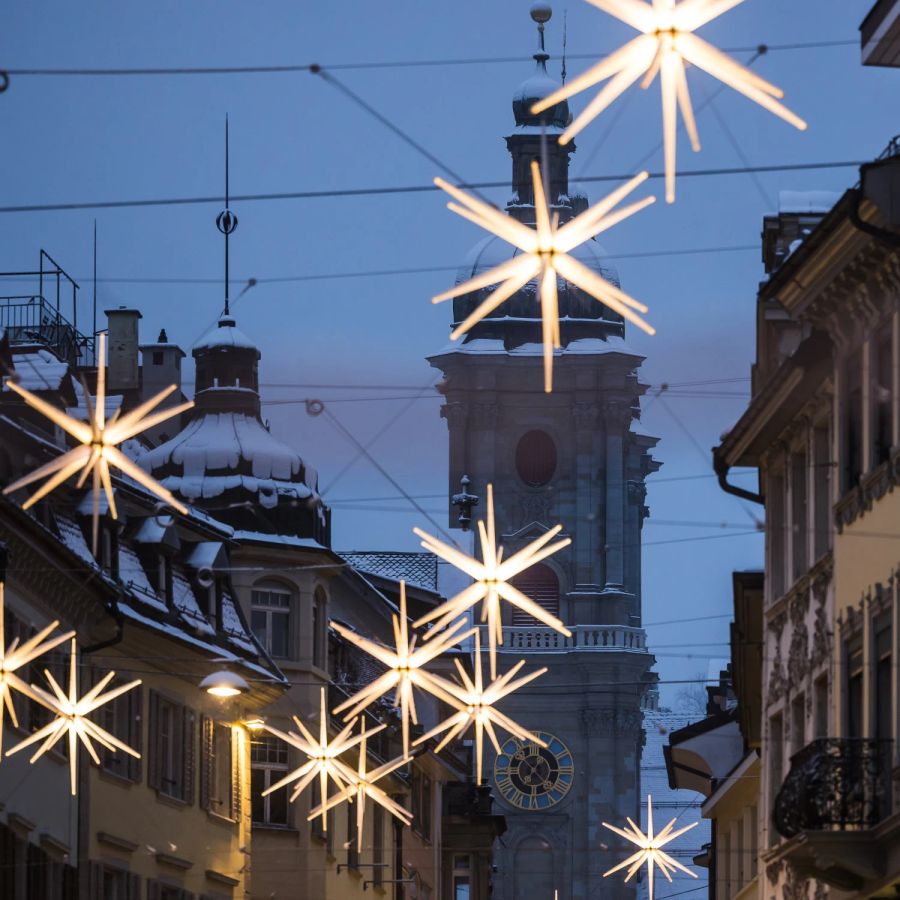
[0,0,890,703]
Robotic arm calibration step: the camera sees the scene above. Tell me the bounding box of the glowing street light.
[2,331,193,552]
[602,794,698,900]
[433,161,655,392]
[7,637,141,795]
[413,484,571,679]
[532,0,807,203]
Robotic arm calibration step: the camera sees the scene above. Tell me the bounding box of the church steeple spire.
[216,115,238,317]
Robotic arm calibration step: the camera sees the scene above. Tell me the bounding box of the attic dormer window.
[152,351,164,366]
[157,554,173,607]
[100,523,119,580]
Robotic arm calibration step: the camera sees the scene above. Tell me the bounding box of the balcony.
[770,738,895,890]
[494,624,647,653]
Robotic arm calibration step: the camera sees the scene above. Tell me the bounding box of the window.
[875,331,893,465]
[453,855,471,900]
[812,425,832,560]
[509,563,559,626]
[790,693,805,754]
[147,881,194,900]
[251,734,289,826]
[88,862,140,900]
[347,800,360,870]
[152,351,164,365]
[844,349,863,490]
[769,713,784,815]
[410,766,433,842]
[515,430,557,486]
[157,554,174,607]
[93,674,142,782]
[100,524,119,578]
[846,635,863,739]
[790,451,807,580]
[372,805,385,887]
[251,585,292,658]
[312,588,326,669]
[813,675,828,738]
[148,691,195,802]
[201,718,236,820]
[767,471,786,601]
[875,612,892,741]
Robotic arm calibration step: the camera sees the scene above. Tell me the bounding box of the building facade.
[711,139,900,897]
[428,16,659,900]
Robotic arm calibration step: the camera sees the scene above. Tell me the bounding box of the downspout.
[714,451,764,506]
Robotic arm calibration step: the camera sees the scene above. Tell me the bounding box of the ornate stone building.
[428,15,659,899]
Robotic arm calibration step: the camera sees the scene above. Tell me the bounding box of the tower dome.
[512,59,570,129]
[141,313,330,544]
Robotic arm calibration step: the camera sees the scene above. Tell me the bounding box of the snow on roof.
[55,513,96,567]
[118,543,167,611]
[172,569,215,635]
[778,190,841,214]
[9,349,69,391]
[193,316,258,353]
[231,529,331,551]
[186,541,225,572]
[143,412,308,482]
[220,587,258,654]
[432,334,640,359]
[641,708,710,898]
[68,379,122,422]
[77,489,116,516]
[162,474,312,508]
[134,518,169,544]
[340,551,439,592]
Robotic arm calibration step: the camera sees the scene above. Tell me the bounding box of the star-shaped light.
[2,331,193,552]
[532,0,807,203]
[331,582,473,756]
[308,719,413,851]
[413,484,572,679]
[434,161,655,392]
[413,629,547,784]
[602,794,698,900]
[6,637,141,795]
[0,581,75,759]
[261,687,369,830]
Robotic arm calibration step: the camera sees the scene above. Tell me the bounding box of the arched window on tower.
[509,563,560,626]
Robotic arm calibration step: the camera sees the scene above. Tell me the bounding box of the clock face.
[493,732,575,810]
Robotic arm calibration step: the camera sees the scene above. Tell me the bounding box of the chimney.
[139,328,186,445]
[104,307,142,391]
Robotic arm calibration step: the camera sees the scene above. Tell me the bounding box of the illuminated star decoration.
[434,161,655,392]
[602,794,698,900]
[309,719,413,851]
[261,687,369,830]
[0,581,75,759]
[2,331,194,553]
[413,483,572,679]
[331,582,473,756]
[414,629,547,784]
[532,0,807,203]
[7,637,141,795]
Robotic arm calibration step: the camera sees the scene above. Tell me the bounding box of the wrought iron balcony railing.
[773,738,893,839]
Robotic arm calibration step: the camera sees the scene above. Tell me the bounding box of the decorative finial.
[215,115,238,317]
[530,3,552,55]
[451,475,479,532]
[561,9,568,84]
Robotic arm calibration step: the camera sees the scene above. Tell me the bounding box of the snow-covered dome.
[194,315,258,352]
[141,312,329,543]
[451,231,625,344]
[512,61,570,130]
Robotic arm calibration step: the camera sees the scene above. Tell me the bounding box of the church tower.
[427,9,659,899]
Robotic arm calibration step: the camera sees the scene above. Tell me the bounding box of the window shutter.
[147,880,160,900]
[88,862,103,900]
[200,716,213,811]
[128,873,141,900]
[231,727,241,820]
[148,691,161,791]
[183,707,196,804]
[129,685,143,783]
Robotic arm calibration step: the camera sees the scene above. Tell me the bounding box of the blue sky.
[0,0,891,702]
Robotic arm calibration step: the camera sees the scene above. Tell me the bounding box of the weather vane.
[216,115,238,316]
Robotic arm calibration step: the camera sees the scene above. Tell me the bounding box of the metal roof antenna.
[561,8,568,84]
[215,115,238,318]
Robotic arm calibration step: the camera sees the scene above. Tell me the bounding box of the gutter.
[714,452,763,506]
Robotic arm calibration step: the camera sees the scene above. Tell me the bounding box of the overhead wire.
[0,160,864,215]
[0,38,856,78]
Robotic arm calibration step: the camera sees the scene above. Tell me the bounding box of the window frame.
[250,584,293,660]
[251,733,290,828]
